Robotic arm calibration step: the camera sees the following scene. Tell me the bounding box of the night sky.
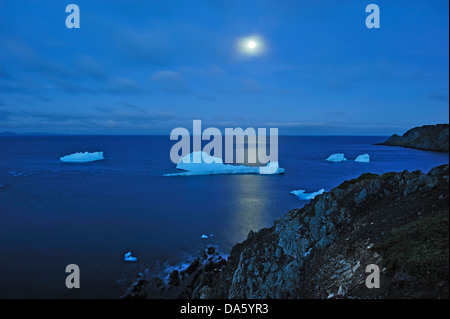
[0,0,448,135]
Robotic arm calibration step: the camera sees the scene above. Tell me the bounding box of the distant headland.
[376,124,449,152]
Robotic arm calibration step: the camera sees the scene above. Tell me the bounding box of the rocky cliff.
[177,165,449,299]
[377,124,449,152]
[126,164,449,299]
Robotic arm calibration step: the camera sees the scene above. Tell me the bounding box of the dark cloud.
[117,102,147,113]
[428,93,449,102]
[323,110,347,116]
[0,65,14,80]
[3,40,76,80]
[0,105,180,133]
[1,40,146,96]
[241,78,263,95]
[113,26,173,66]
[196,94,217,101]
[149,71,190,95]
[74,55,107,80]
[55,76,144,95]
[0,104,12,121]
[104,76,141,94]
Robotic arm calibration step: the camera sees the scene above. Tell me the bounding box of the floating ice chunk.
[124,251,138,262]
[355,153,370,163]
[175,151,228,173]
[60,152,104,163]
[326,153,347,162]
[201,234,209,239]
[259,161,284,174]
[164,151,284,176]
[290,189,325,200]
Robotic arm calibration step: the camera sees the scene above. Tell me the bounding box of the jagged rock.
[168,270,180,287]
[123,245,228,299]
[123,278,149,299]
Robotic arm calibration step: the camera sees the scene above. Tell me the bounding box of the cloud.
[105,76,141,94]
[196,94,217,101]
[180,65,224,78]
[323,110,347,116]
[116,102,147,113]
[0,104,12,121]
[0,65,14,80]
[48,76,142,95]
[149,70,190,95]
[74,55,107,79]
[2,40,75,80]
[428,93,449,102]
[241,78,263,94]
[113,26,173,66]
[0,39,146,96]
[0,104,180,133]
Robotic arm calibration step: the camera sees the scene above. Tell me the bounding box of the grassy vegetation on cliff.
[378,210,449,288]
[336,171,397,190]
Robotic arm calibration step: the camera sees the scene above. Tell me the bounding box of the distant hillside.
[377,124,449,152]
[0,131,63,136]
[0,131,19,136]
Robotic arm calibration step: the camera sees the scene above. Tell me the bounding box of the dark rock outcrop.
[123,245,227,299]
[182,164,449,299]
[377,124,449,152]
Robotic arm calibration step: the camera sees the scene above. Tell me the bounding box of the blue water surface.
[0,135,448,298]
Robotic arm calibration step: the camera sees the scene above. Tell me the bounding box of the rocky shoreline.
[123,245,228,299]
[377,124,449,152]
[124,163,449,299]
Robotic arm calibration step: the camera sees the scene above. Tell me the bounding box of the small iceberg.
[60,152,104,163]
[290,189,325,200]
[326,153,347,162]
[124,251,138,262]
[164,151,284,176]
[259,161,283,175]
[355,153,370,163]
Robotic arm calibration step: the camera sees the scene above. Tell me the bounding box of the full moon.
[247,40,257,49]
[237,35,266,56]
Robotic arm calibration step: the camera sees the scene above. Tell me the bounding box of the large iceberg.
[326,153,347,162]
[290,189,325,200]
[164,151,284,176]
[355,153,370,163]
[60,152,104,163]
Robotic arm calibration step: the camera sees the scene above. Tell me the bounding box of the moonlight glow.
[247,40,257,49]
[237,35,266,56]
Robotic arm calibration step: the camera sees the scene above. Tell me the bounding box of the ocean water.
[0,135,448,298]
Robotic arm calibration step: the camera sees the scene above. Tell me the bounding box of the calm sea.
[0,135,448,298]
